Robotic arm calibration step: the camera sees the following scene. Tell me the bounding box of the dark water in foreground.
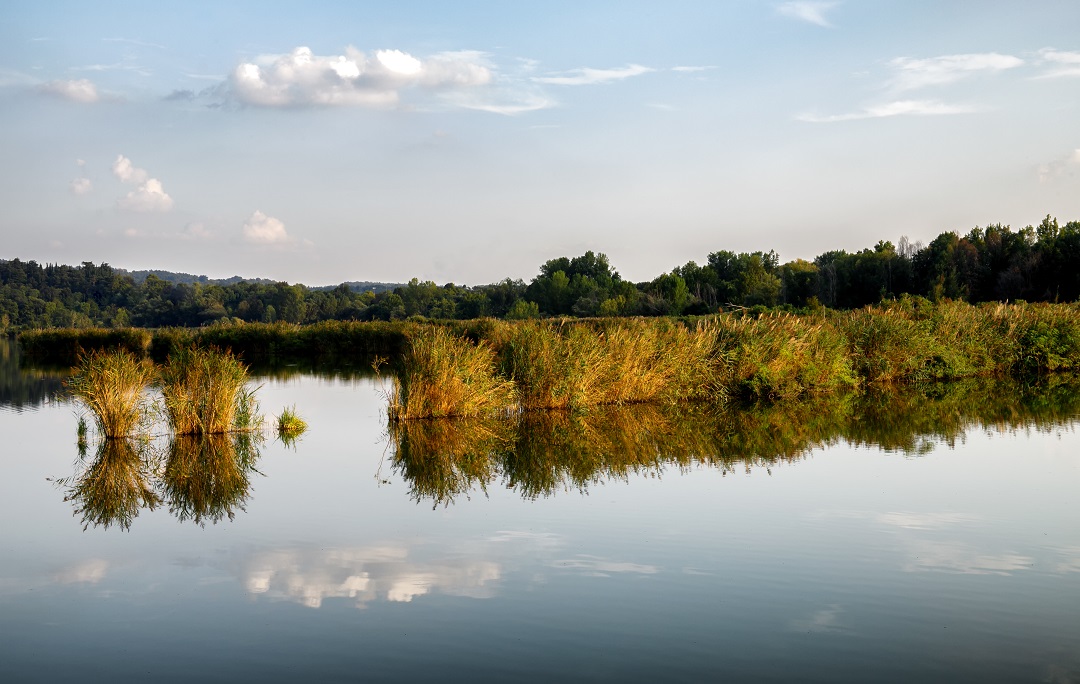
[1,339,1078,682]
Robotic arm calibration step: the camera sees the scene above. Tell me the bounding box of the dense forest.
[2,215,1078,332]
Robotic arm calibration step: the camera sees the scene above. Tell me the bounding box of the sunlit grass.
[159,346,262,435]
[66,348,155,438]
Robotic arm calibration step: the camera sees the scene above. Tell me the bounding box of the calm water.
[1,339,1079,683]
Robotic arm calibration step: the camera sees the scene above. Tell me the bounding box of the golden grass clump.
[389,327,517,421]
[66,348,155,438]
[159,346,261,435]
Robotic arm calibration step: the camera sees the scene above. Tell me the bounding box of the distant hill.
[116,268,401,293]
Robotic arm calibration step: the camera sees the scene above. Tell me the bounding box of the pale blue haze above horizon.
[1,1,1078,286]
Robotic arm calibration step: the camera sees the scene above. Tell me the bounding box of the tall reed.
[388,327,517,421]
[66,348,155,438]
[159,346,261,434]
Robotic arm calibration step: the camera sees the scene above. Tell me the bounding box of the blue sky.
[2,1,1078,285]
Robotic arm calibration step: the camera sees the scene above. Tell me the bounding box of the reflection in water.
[391,375,1080,507]
[0,338,66,411]
[60,438,161,531]
[58,433,262,530]
[163,433,262,526]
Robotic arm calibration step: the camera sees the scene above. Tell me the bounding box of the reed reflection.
[61,438,160,531]
[390,375,1080,507]
[163,433,262,526]
[58,433,262,529]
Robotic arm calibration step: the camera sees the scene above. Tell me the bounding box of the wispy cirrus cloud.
[888,52,1023,92]
[37,78,99,103]
[797,99,975,123]
[533,64,653,86]
[776,1,840,28]
[1035,48,1080,79]
[671,65,717,73]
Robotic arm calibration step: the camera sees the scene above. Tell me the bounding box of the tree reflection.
[61,438,160,531]
[390,375,1080,507]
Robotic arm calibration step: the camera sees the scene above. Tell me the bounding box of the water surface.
[1,339,1078,682]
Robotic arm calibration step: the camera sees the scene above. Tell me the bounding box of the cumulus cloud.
[1036,49,1080,79]
[888,53,1023,92]
[229,46,493,108]
[533,64,653,86]
[118,178,174,212]
[37,78,99,103]
[112,155,148,184]
[182,221,212,239]
[243,210,290,245]
[112,155,173,212]
[776,1,839,28]
[1037,147,1080,182]
[69,177,92,195]
[797,99,975,122]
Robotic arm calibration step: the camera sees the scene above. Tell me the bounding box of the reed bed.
[388,326,517,421]
[66,348,155,438]
[159,346,261,435]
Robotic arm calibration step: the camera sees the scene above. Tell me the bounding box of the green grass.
[275,405,308,446]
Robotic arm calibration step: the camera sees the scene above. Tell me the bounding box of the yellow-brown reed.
[159,346,261,435]
[66,348,155,438]
[388,326,517,421]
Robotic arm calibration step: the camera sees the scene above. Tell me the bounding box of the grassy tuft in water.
[66,348,155,438]
[275,405,308,446]
[159,346,261,435]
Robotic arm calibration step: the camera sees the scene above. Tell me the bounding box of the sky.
[1,1,1079,286]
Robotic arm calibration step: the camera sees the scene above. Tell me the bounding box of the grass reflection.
[162,433,262,526]
[61,438,161,531]
[390,375,1080,506]
[57,432,263,530]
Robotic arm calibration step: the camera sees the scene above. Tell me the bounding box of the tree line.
[2,215,1078,332]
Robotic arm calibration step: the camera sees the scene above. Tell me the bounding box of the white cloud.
[672,65,717,73]
[37,78,99,103]
[182,221,212,240]
[1037,147,1080,182]
[69,177,92,195]
[243,210,290,245]
[797,99,975,123]
[112,155,148,184]
[1036,49,1080,79]
[229,46,493,108]
[111,155,173,212]
[888,53,1023,92]
[533,64,653,86]
[118,178,174,212]
[776,1,839,28]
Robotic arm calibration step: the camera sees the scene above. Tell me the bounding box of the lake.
[1,338,1078,683]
